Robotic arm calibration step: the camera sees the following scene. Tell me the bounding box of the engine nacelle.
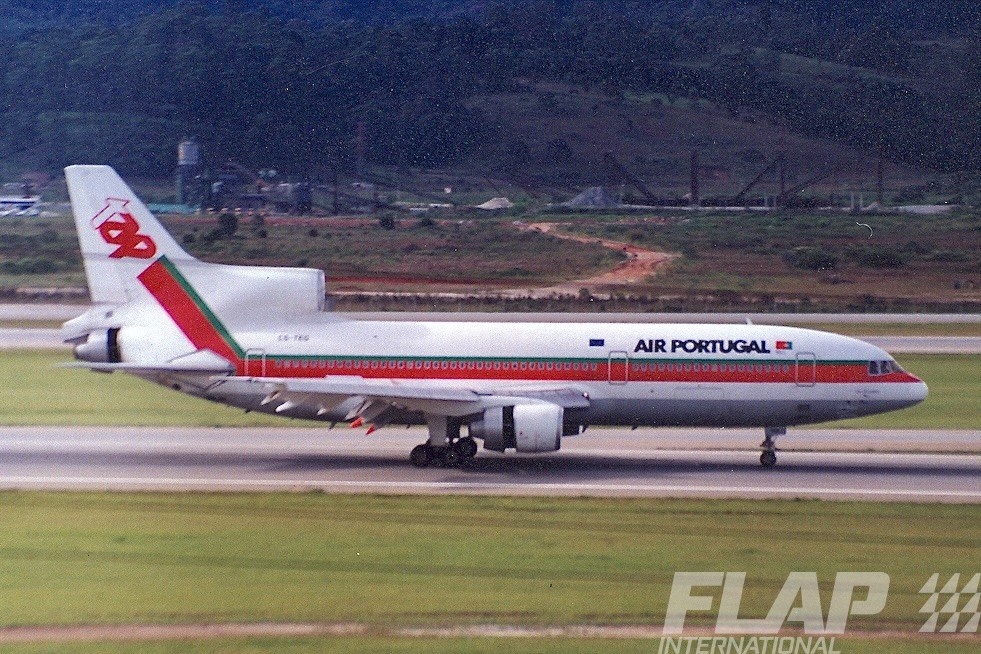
[74,328,121,363]
[469,404,563,453]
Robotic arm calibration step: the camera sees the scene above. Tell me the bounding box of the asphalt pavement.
[0,426,977,502]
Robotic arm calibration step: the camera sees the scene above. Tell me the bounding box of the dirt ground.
[511,222,677,297]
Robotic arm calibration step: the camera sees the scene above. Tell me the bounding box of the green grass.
[558,211,981,305]
[0,493,976,634]
[0,639,658,654]
[828,354,980,429]
[0,214,625,290]
[0,636,978,654]
[0,351,976,428]
[802,323,981,337]
[0,350,284,427]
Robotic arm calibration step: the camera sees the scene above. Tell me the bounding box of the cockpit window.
[868,359,903,376]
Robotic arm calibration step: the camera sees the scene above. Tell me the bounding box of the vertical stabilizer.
[65,165,326,319]
[65,165,195,304]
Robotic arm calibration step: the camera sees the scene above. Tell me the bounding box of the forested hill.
[0,1,977,178]
[1,0,977,33]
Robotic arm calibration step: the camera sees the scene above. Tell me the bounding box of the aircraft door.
[245,348,267,377]
[795,352,817,387]
[608,351,628,385]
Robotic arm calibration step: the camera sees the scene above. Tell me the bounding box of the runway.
[1,427,977,502]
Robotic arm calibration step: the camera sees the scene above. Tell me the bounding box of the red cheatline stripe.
[263,357,919,384]
[137,259,242,369]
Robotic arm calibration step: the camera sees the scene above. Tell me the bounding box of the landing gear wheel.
[759,427,785,468]
[437,446,462,468]
[410,444,433,468]
[454,436,478,460]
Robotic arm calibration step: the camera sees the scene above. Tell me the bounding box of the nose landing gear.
[760,426,786,467]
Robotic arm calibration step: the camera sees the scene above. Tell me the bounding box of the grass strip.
[0,635,978,653]
[0,493,976,633]
[799,322,981,337]
[826,354,979,429]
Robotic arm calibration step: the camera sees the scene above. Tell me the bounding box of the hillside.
[0,1,977,197]
[466,82,927,200]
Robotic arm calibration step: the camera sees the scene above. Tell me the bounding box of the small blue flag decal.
[589,338,605,347]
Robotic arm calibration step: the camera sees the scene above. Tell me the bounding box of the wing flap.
[212,375,589,419]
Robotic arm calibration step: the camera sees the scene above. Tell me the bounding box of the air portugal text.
[634,339,787,355]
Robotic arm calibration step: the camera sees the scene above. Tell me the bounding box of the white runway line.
[1,476,978,501]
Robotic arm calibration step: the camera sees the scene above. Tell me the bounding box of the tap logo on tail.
[91,198,157,259]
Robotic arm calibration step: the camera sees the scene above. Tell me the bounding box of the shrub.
[782,246,838,271]
[845,244,905,268]
[217,213,238,237]
[0,257,58,274]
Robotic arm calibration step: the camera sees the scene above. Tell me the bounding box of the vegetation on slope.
[0,1,976,181]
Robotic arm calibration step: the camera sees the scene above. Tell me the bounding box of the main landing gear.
[760,426,786,468]
[410,437,478,468]
[409,415,478,468]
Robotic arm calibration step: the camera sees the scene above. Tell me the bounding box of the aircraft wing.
[212,375,590,422]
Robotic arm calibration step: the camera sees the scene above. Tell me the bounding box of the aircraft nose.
[898,375,929,408]
[913,378,929,403]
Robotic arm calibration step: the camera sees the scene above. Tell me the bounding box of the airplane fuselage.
[150,313,926,430]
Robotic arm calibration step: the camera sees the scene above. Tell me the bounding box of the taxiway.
[0,426,977,502]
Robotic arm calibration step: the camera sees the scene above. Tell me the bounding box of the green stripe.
[159,256,246,358]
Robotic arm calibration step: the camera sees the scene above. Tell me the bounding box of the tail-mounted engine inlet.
[74,327,121,363]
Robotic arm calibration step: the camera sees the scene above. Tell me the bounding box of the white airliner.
[62,165,928,467]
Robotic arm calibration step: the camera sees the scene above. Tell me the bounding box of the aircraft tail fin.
[65,165,195,304]
[64,165,326,317]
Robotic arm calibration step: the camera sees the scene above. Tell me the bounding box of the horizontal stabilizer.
[60,348,234,374]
